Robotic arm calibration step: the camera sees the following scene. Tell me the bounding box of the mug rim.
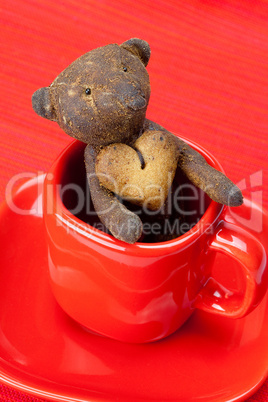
[44,136,225,251]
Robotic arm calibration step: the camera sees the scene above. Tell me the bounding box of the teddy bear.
[32,38,243,243]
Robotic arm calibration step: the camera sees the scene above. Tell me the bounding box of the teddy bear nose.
[118,82,147,111]
[106,77,147,110]
[124,93,147,110]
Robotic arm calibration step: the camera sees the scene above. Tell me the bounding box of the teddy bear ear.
[32,87,57,121]
[120,38,151,67]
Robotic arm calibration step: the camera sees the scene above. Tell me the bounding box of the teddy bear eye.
[123,67,128,72]
[85,88,91,95]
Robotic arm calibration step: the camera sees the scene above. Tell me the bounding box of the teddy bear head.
[32,39,151,146]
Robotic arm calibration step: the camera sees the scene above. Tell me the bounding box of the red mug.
[43,138,267,343]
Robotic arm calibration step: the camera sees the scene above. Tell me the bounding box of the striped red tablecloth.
[0,1,267,401]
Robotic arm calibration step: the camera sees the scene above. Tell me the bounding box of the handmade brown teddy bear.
[32,38,243,243]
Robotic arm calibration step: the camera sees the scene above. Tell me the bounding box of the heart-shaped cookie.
[95,130,179,210]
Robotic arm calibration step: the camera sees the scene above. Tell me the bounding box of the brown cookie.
[95,130,179,211]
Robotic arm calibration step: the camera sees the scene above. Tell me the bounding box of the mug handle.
[194,220,267,318]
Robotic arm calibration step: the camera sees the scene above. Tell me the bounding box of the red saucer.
[0,174,267,402]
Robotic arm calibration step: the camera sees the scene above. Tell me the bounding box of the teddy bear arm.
[143,119,242,206]
[176,140,243,206]
[84,145,143,243]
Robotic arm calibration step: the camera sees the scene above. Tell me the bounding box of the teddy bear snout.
[97,87,147,112]
[124,92,147,111]
[118,84,147,111]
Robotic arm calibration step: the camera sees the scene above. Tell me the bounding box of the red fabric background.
[0,0,267,401]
